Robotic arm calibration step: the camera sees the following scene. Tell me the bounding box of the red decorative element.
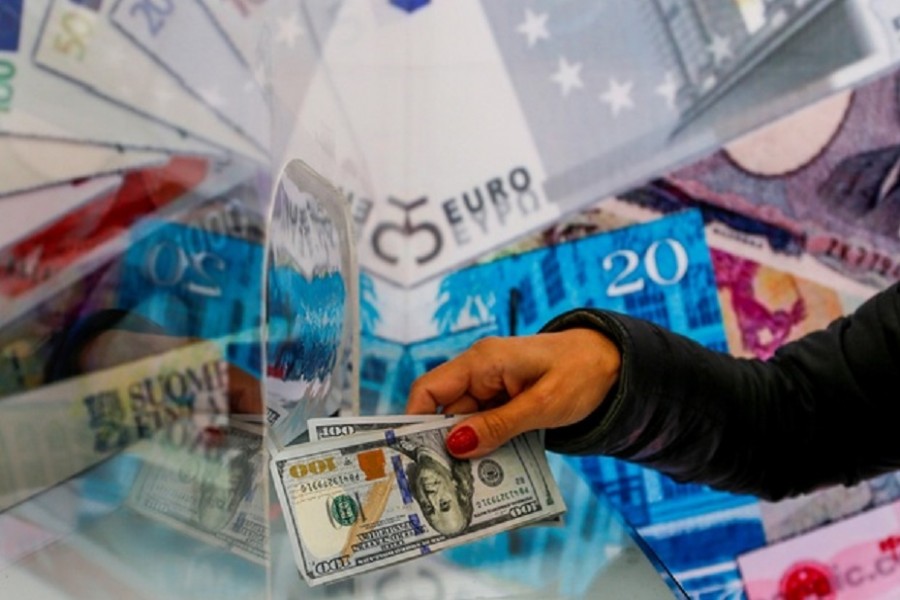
[779,562,835,600]
[879,534,900,559]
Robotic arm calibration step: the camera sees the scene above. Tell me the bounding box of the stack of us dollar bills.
[270,415,566,587]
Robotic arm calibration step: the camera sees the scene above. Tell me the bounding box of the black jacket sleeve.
[541,282,900,501]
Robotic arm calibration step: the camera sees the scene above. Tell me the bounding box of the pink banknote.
[669,72,900,293]
[738,501,900,600]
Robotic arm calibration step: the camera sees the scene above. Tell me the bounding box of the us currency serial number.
[474,487,531,509]
[295,473,362,493]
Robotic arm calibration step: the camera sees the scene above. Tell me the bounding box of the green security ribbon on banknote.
[271,417,565,587]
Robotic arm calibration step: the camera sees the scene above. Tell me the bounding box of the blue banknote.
[116,219,264,374]
[359,209,764,598]
[361,209,726,408]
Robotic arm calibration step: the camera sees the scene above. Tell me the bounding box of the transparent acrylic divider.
[263,158,360,454]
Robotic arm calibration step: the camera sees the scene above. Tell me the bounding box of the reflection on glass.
[264,159,357,450]
[0,153,270,598]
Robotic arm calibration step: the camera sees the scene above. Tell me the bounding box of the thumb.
[444,392,543,459]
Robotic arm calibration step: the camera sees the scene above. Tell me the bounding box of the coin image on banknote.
[271,418,565,586]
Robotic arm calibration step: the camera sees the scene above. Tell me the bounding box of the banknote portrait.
[395,430,475,537]
[818,144,900,240]
[196,445,257,533]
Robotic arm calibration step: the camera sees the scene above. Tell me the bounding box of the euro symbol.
[372,197,442,265]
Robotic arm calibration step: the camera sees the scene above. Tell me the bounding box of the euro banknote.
[199,0,267,68]
[0,156,210,322]
[109,0,270,152]
[0,135,166,198]
[0,175,121,248]
[271,417,566,586]
[0,155,261,330]
[33,0,264,161]
[304,0,900,285]
[0,0,216,155]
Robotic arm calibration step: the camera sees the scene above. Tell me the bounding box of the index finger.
[406,352,477,415]
[406,337,530,415]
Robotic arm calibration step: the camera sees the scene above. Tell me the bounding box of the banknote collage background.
[3,0,900,599]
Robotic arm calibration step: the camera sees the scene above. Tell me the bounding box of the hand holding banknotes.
[407,329,621,459]
[409,282,900,501]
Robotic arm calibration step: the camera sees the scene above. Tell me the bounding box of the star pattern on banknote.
[551,57,584,97]
[153,87,175,109]
[243,76,260,94]
[200,87,227,109]
[599,77,634,116]
[116,81,136,100]
[251,62,270,91]
[276,13,305,48]
[655,71,679,110]
[708,33,733,67]
[517,9,549,47]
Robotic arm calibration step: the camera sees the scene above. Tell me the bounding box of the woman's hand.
[406,328,621,458]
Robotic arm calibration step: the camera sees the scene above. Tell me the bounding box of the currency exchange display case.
[3,1,900,599]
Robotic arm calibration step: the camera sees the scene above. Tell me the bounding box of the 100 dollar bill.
[271,417,565,587]
[308,414,563,531]
[128,420,267,564]
[307,415,444,442]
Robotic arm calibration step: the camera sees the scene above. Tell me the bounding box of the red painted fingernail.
[446,426,478,455]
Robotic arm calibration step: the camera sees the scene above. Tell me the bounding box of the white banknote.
[0,135,165,197]
[33,0,264,161]
[109,0,270,151]
[0,0,217,155]
[304,0,900,286]
[198,0,270,70]
[0,155,254,328]
[271,417,566,586]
